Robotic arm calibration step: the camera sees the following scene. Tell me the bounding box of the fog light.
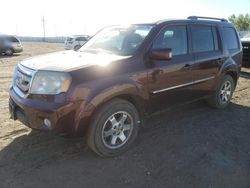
[44,118,51,129]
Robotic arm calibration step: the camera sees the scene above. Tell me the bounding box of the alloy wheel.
[102,111,134,149]
[219,80,232,104]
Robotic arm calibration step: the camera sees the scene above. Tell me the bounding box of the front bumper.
[13,47,23,53]
[9,87,90,136]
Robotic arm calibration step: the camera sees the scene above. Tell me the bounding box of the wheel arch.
[90,92,148,123]
[219,58,240,87]
[76,82,149,135]
[225,70,238,87]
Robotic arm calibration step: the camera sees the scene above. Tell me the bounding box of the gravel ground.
[0,42,250,188]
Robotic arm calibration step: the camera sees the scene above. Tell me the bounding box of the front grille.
[13,64,35,97]
[242,43,250,58]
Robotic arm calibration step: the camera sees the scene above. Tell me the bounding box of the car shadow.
[0,101,250,187]
[0,54,21,59]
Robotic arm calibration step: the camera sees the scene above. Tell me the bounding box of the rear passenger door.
[189,24,223,97]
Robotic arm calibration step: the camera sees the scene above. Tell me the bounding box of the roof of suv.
[155,16,233,27]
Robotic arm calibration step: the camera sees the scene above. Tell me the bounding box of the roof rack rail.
[187,16,228,22]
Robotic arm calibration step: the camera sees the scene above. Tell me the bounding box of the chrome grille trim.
[13,64,36,98]
[15,70,31,92]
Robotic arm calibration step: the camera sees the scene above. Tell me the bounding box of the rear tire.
[87,99,140,157]
[207,75,235,109]
[5,49,14,56]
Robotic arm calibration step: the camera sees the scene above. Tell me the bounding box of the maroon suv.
[9,16,242,156]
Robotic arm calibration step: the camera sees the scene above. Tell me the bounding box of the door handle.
[216,57,224,65]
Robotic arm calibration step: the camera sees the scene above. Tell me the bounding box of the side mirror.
[149,48,172,61]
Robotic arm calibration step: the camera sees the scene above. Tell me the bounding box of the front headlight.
[30,71,72,95]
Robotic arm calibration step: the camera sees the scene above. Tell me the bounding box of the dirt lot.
[0,42,250,188]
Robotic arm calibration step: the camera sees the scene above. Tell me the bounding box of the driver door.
[147,25,197,113]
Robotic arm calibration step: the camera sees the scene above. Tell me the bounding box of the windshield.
[80,25,154,56]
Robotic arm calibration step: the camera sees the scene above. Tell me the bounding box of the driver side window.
[153,26,188,56]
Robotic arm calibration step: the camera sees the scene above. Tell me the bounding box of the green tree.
[228,14,250,31]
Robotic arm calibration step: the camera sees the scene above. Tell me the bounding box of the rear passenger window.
[222,27,239,50]
[153,26,188,56]
[191,26,216,53]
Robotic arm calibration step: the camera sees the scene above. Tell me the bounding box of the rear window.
[8,36,19,42]
[222,27,239,50]
[191,26,216,53]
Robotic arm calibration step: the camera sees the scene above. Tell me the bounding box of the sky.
[0,0,249,37]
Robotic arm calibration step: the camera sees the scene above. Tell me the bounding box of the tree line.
[228,14,250,31]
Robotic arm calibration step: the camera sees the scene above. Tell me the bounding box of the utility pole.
[42,15,46,42]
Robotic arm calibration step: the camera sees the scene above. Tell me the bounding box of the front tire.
[87,99,140,157]
[207,75,235,109]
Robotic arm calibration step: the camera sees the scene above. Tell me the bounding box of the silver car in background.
[0,35,23,56]
[64,35,90,51]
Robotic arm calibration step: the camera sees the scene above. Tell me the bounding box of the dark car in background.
[0,35,23,56]
[241,32,250,67]
[9,16,242,157]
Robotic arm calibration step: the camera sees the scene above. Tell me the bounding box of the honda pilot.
[9,16,242,156]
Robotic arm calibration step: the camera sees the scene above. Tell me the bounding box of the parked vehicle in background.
[9,16,242,157]
[241,32,250,67]
[0,35,23,56]
[238,31,250,38]
[64,35,90,51]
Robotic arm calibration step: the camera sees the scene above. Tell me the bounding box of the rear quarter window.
[222,27,239,50]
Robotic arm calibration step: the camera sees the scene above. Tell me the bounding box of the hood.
[20,50,129,72]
